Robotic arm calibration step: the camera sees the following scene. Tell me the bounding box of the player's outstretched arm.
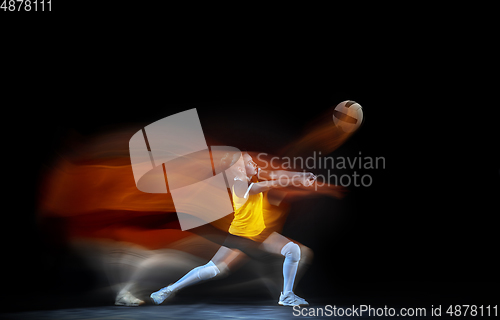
[258,169,346,199]
[248,172,316,195]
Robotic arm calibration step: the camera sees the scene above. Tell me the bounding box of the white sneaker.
[115,290,145,306]
[278,291,309,306]
[150,286,175,305]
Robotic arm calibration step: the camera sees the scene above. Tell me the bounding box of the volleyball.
[332,100,364,133]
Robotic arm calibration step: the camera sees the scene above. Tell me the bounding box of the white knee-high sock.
[169,261,220,292]
[281,242,300,294]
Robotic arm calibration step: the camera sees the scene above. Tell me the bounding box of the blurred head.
[219,152,258,180]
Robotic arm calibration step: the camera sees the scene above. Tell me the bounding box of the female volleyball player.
[149,152,317,307]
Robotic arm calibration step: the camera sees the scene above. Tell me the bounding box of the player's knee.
[197,261,220,280]
[281,242,301,262]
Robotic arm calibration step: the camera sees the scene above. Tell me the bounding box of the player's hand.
[302,172,317,187]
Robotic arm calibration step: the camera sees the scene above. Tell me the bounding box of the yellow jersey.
[229,179,266,240]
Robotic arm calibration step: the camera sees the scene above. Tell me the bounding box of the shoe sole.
[150,296,161,305]
[278,301,309,307]
[150,294,172,305]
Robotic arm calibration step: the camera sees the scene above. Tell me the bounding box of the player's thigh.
[259,231,293,255]
[211,246,245,271]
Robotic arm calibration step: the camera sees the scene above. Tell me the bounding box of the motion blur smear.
[35,108,352,301]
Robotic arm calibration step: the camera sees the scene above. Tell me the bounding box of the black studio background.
[16,71,498,306]
[4,5,499,312]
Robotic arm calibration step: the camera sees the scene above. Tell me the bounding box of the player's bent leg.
[278,242,309,307]
[260,233,310,307]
